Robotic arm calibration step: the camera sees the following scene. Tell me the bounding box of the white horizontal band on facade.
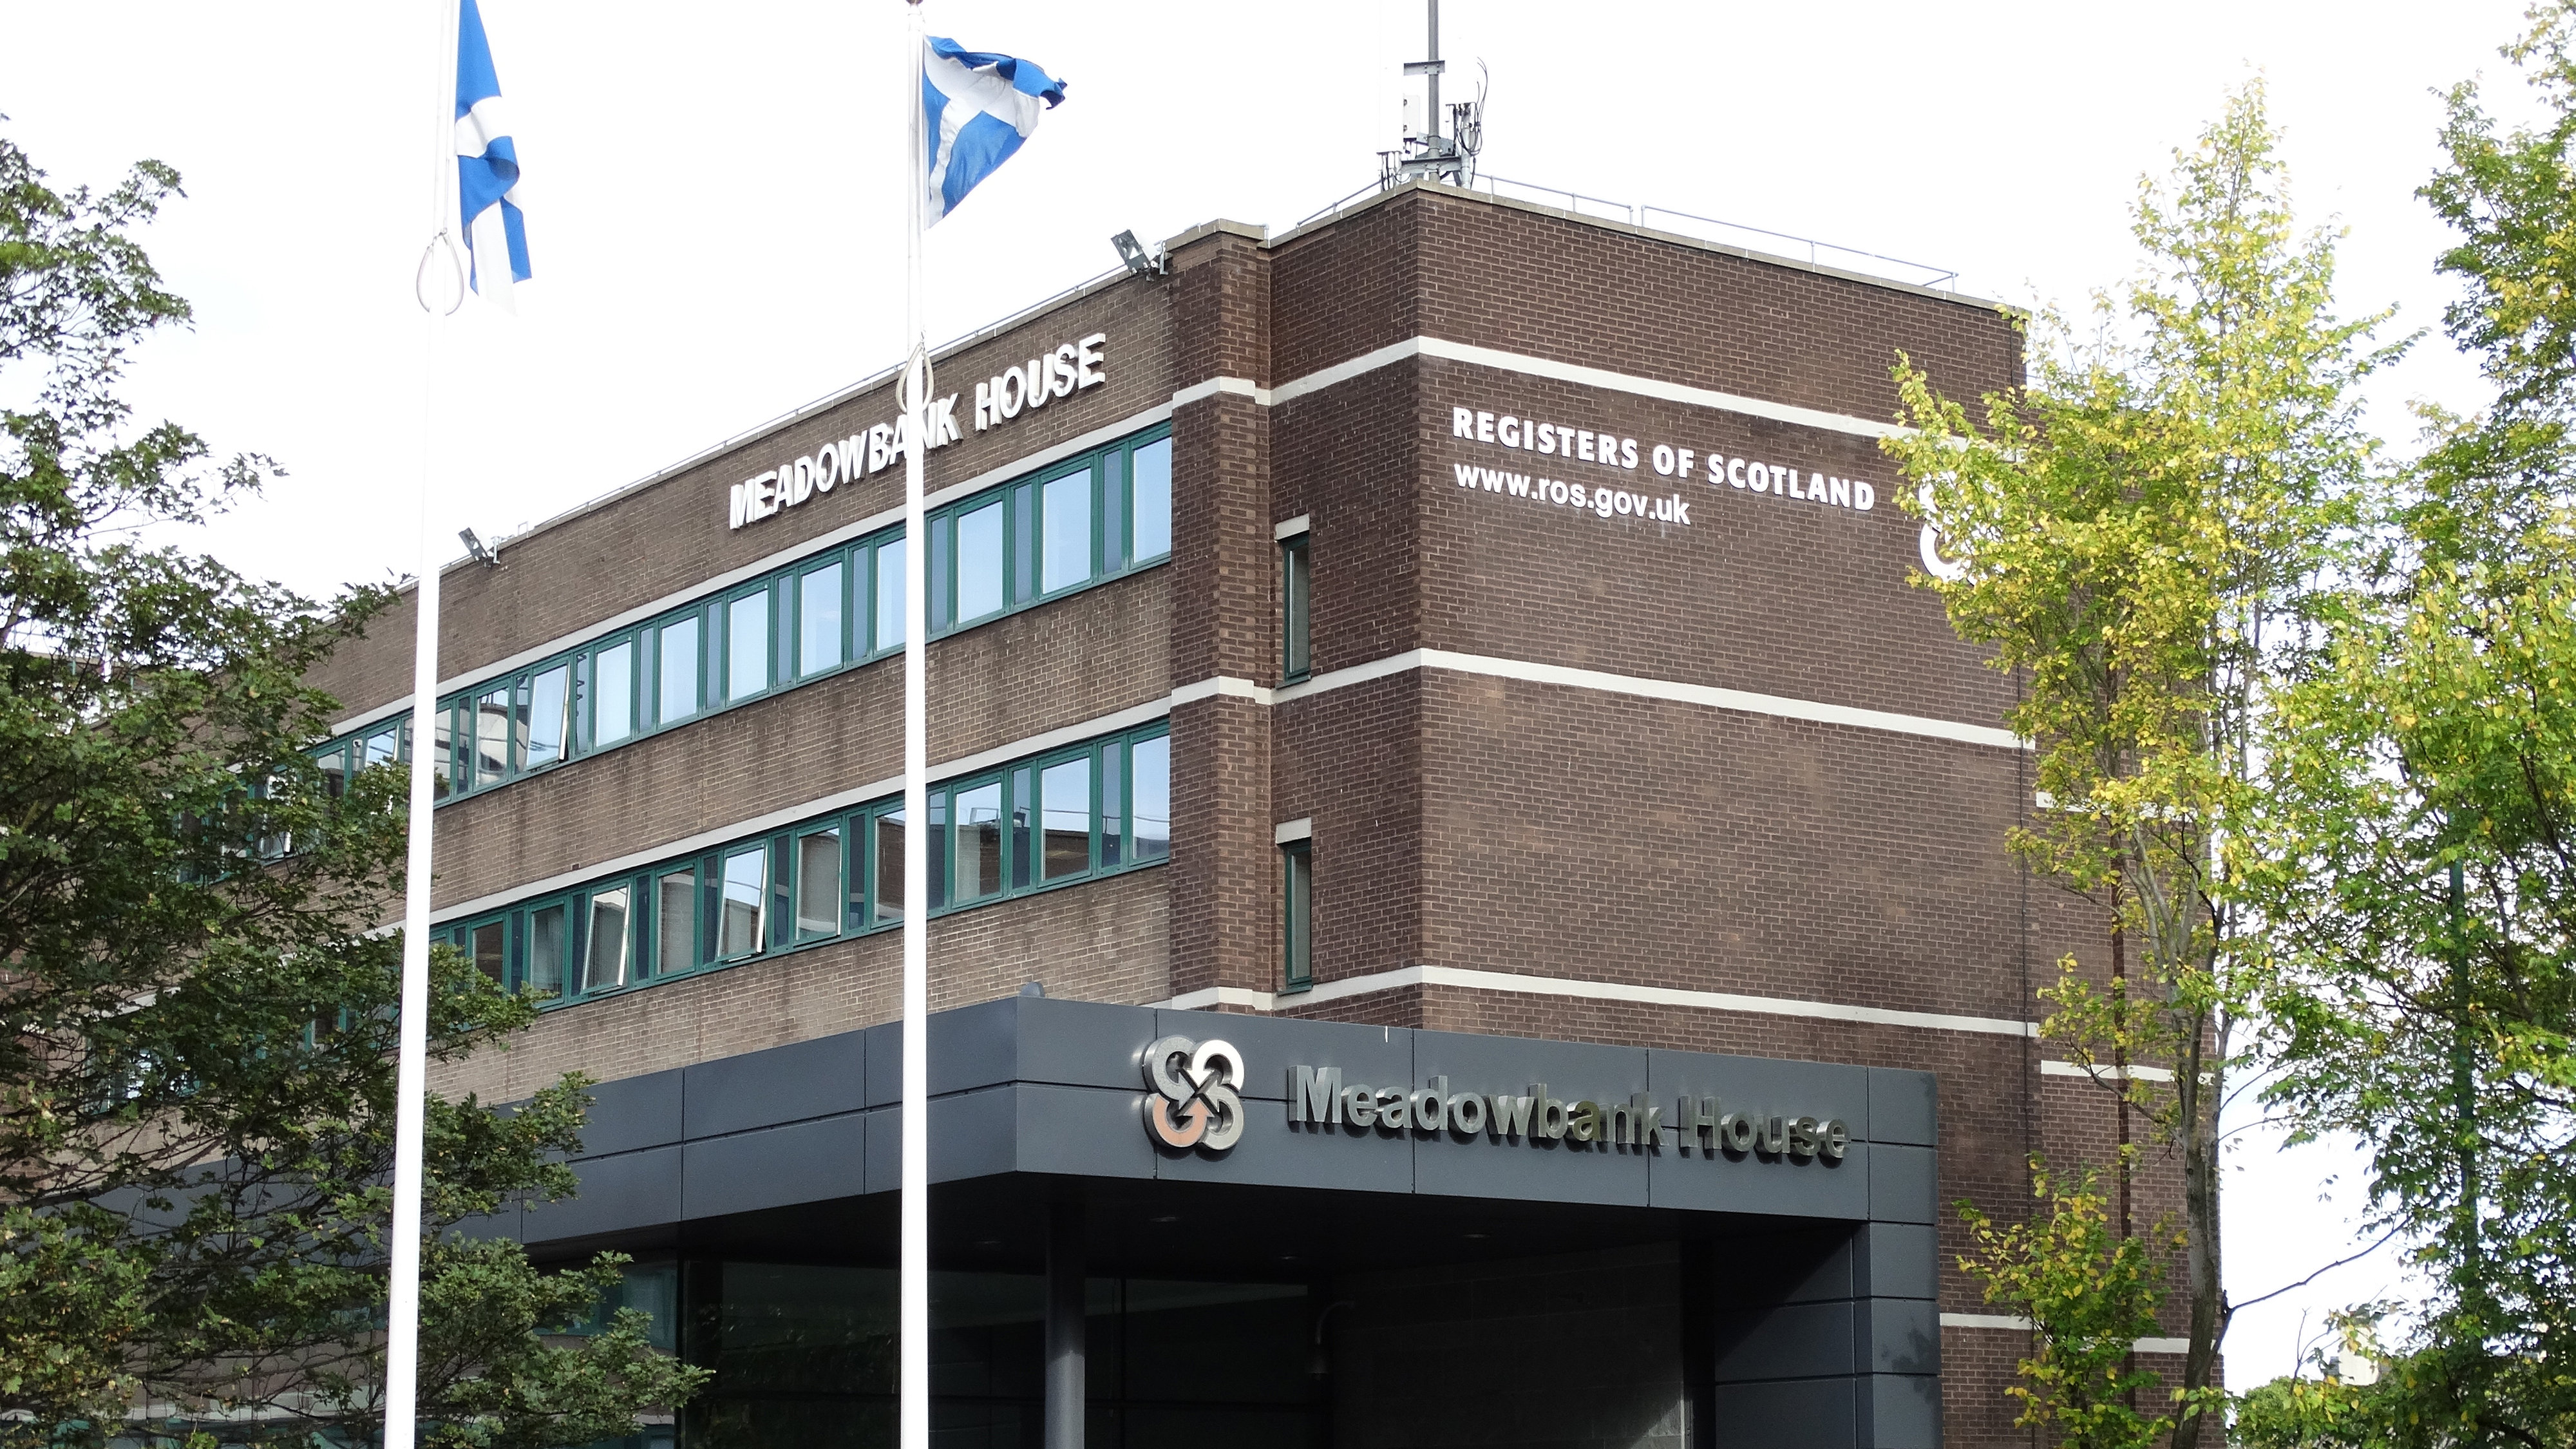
[1202,336,1910,444]
[330,399,1179,736]
[2040,1059,2177,1083]
[1157,965,2038,1040]
[1180,649,2021,752]
[1937,1317,2192,1355]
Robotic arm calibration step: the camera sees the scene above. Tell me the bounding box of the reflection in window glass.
[476,688,512,779]
[721,848,766,958]
[1043,471,1092,593]
[526,665,570,768]
[319,746,348,799]
[469,921,506,987]
[433,712,455,799]
[1281,535,1312,680]
[727,591,768,702]
[956,781,1003,900]
[1102,450,1126,569]
[1042,757,1091,880]
[1283,842,1312,989]
[874,540,906,653]
[363,729,399,768]
[594,641,634,744]
[1132,438,1172,561]
[1101,744,1124,869]
[955,500,1005,623]
[527,903,567,1000]
[658,616,700,723]
[796,829,841,938]
[1132,734,1171,860]
[585,887,630,992]
[1010,766,1034,891]
[873,810,905,925]
[800,562,842,677]
[929,796,948,908]
[658,871,696,974]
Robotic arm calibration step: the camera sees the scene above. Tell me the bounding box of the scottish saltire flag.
[455,0,530,309]
[922,37,1067,226]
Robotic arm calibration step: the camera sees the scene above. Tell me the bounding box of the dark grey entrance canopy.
[486,995,1937,1246]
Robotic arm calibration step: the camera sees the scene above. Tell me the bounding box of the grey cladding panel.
[1010,1084,1157,1181]
[1863,1298,1940,1376]
[1862,1373,1942,1449]
[1857,1222,1938,1302]
[1160,1109,1416,1194]
[1649,1049,1870,1139]
[683,1031,863,1140]
[1650,1144,1868,1219]
[1159,1009,1410,1101]
[1413,1126,1647,1209]
[525,1144,682,1244]
[1712,1300,1855,1383]
[1866,1067,1939,1147]
[683,1113,866,1220]
[1709,1378,1855,1449]
[1868,1144,1937,1225]
[576,1068,683,1159]
[1017,997,1162,1091]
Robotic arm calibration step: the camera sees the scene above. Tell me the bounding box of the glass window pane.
[1102,450,1128,570]
[363,729,400,769]
[1283,844,1312,988]
[1043,471,1093,593]
[433,710,455,799]
[1013,482,1038,603]
[526,665,571,768]
[476,687,513,780]
[929,795,949,908]
[874,539,907,653]
[955,501,1005,624]
[955,782,1003,900]
[1132,734,1171,861]
[1132,437,1172,561]
[873,809,905,925]
[1101,744,1124,869]
[727,591,768,701]
[800,562,844,677]
[1010,766,1035,891]
[585,887,631,992]
[1041,757,1092,880]
[721,848,766,958]
[469,921,506,986]
[527,903,567,1000]
[594,641,634,744]
[319,744,348,799]
[930,515,953,633]
[657,871,696,974]
[1282,536,1311,679]
[658,616,700,723]
[796,829,842,938]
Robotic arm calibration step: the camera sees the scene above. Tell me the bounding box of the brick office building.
[308,180,2153,1449]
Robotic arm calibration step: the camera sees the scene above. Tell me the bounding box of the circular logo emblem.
[1917,482,1968,582]
[1141,1035,1246,1152]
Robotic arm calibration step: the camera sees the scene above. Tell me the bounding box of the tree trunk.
[2171,1018,2224,1449]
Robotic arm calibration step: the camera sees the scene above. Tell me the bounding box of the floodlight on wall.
[1111,230,1166,278]
[459,528,497,565]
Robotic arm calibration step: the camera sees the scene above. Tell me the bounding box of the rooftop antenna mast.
[1383,0,1483,189]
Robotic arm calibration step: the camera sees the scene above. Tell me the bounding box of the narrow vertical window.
[1011,481,1039,604]
[1010,766,1036,891]
[928,795,949,908]
[593,640,634,744]
[1101,449,1128,571]
[475,686,513,781]
[954,500,1006,624]
[720,847,766,958]
[469,920,506,987]
[954,780,1004,901]
[1101,743,1124,869]
[1280,533,1311,681]
[799,561,844,677]
[1041,756,1092,880]
[363,728,400,770]
[319,744,349,799]
[1131,733,1171,861]
[1282,842,1312,990]
[874,538,907,653]
[929,515,954,633]
[1131,437,1173,561]
[1042,469,1093,593]
[658,616,701,723]
[527,903,568,1001]
[726,589,768,702]
[433,710,456,799]
[656,869,696,974]
[873,808,905,925]
[795,828,842,939]
[585,887,632,992]
[526,664,571,768]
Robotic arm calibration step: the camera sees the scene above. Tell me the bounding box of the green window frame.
[1282,840,1312,992]
[1280,531,1312,682]
[310,424,1173,810]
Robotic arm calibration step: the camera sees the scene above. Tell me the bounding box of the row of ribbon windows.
[311,428,1172,804]
[440,724,1171,1005]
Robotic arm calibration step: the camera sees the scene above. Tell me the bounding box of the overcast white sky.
[2,0,2529,1389]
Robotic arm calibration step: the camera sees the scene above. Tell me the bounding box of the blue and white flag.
[455,0,530,309]
[922,37,1066,226]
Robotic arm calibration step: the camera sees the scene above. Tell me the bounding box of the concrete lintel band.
[1941,1315,2193,1356]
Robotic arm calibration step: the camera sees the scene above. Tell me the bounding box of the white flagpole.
[388,3,461,1445]
[900,7,933,1449]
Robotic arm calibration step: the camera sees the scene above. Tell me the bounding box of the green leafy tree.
[1960,1164,2174,1449]
[0,131,705,1446]
[1882,84,2394,1448]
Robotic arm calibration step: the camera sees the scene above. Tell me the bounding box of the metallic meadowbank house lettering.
[1141,1034,1247,1152]
[726,332,1108,530]
[1448,404,1880,523]
[1284,1064,1850,1161]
